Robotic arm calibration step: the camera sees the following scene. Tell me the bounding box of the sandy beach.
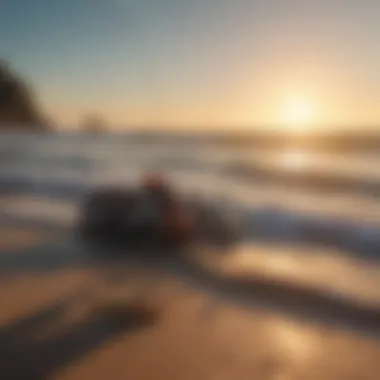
[1,225,380,379]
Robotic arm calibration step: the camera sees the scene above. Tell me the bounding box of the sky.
[1,0,380,131]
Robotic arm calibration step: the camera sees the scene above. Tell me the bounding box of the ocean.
[2,132,380,305]
[1,132,380,225]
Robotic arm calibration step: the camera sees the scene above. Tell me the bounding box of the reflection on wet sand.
[1,220,380,379]
[195,244,380,307]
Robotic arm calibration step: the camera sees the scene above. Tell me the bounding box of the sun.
[282,97,316,131]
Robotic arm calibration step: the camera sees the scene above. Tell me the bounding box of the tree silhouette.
[0,60,50,130]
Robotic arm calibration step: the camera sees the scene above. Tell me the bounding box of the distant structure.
[81,114,107,133]
[0,60,50,130]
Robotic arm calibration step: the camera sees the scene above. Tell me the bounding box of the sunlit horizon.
[2,0,380,131]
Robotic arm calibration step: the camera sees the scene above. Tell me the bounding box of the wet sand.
[192,244,380,307]
[1,226,380,379]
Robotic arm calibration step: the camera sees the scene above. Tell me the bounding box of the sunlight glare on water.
[280,149,311,172]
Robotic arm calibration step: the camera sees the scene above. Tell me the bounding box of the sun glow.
[281,97,316,132]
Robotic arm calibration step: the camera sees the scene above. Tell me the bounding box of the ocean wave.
[2,134,380,260]
[219,160,380,197]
